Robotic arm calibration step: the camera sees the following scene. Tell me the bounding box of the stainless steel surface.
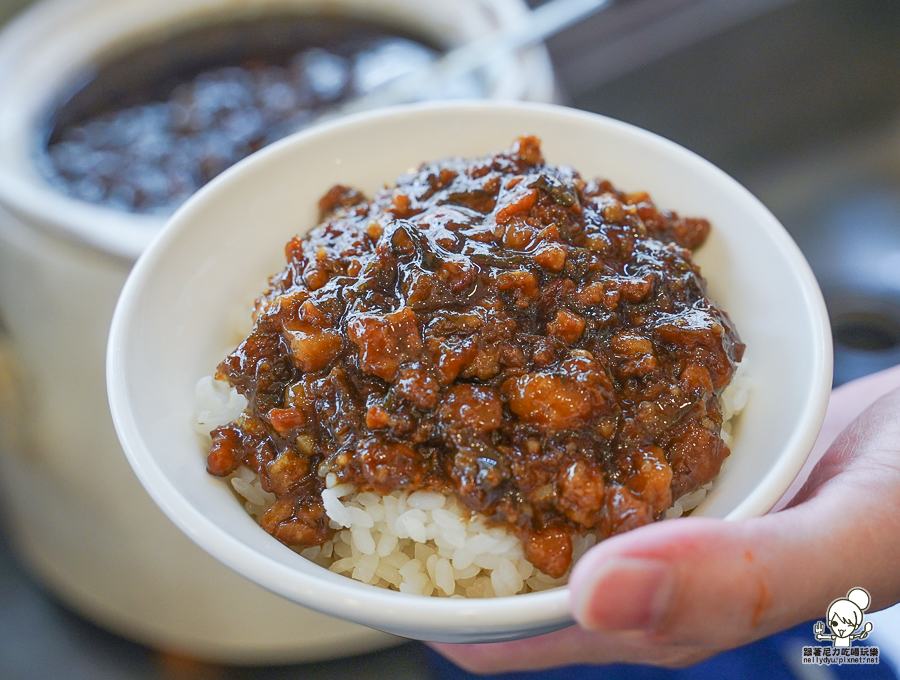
[746,119,900,386]
[536,0,799,97]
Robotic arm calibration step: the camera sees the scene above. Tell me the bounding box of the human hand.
[432,364,900,673]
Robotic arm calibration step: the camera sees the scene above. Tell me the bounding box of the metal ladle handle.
[310,0,613,125]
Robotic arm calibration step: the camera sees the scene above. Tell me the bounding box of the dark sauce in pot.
[39,14,474,216]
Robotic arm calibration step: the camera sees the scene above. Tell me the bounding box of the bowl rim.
[107,99,833,638]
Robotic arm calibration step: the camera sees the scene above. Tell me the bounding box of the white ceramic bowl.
[107,101,832,643]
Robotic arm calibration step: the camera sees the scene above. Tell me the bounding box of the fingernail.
[572,557,675,632]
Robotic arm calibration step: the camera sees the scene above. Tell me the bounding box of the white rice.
[193,375,248,436]
[720,357,752,446]
[196,359,750,597]
[303,478,598,597]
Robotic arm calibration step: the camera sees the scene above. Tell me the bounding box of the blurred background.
[1,0,899,678]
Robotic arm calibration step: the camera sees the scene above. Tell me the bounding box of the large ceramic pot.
[0,0,554,663]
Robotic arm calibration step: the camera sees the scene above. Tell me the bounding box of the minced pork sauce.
[206,137,745,578]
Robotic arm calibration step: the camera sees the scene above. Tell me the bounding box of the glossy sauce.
[207,137,744,577]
